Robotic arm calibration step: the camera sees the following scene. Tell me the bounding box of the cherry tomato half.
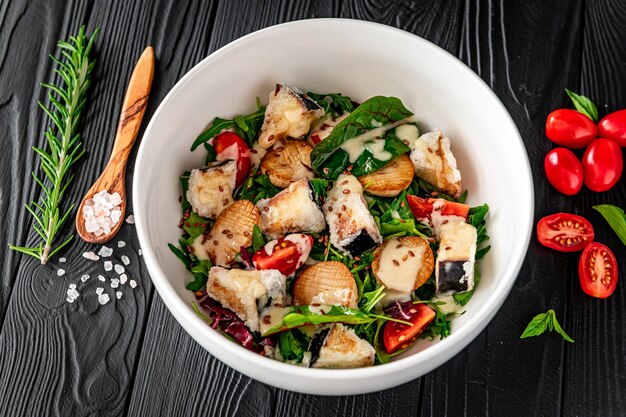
[543,148,583,195]
[537,213,594,252]
[598,109,626,147]
[252,234,313,276]
[582,138,623,192]
[546,109,597,149]
[213,132,252,187]
[407,195,469,220]
[383,304,435,354]
[578,242,618,298]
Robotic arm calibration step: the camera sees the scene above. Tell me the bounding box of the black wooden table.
[1,1,625,416]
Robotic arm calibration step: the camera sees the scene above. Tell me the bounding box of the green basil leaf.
[252,224,265,253]
[191,117,236,151]
[593,204,626,246]
[310,96,413,179]
[565,88,598,122]
[520,311,552,339]
[551,312,575,343]
[204,143,216,164]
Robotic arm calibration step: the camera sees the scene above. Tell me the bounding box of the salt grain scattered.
[121,255,130,266]
[138,249,143,256]
[98,275,106,282]
[98,293,110,305]
[69,283,76,290]
[111,278,120,288]
[59,257,67,263]
[120,274,128,285]
[129,280,138,288]
[96,287,104,295]
[116,291,122,299]
[82,190,123,236]
[118,241,126,248]
[126,214,135,224]
[57,269,65,276]
[83,251,100,261]
[104,261,113,271]
[98,246,113,258]
[81,274,90,283]
[66,285,79,303]
[114,264,125,275]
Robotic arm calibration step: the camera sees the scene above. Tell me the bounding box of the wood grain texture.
[562,1,626,416]
[420,1,585,416]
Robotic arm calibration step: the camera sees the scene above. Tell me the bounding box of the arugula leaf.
[252,224,266,252]
[307,92,355,115]
[373,319,390,365]
[262,305,376,336]
[417,300,451,340]
[237,169,282,203]
[277,329,311,363]
[310,96,412,179]
[186,259,213,291]
[520,309,574,342]
[566,88,598,122]
[168,243,191,269]
[190,105,266,151]
[593,204,626,246]
[454,269,480,306]
[359,285,386,313]
[309,178,331,204]
[204,142,216,165]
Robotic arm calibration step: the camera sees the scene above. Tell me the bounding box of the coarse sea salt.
[82,190,123,236]
[98,275,106,282]
[83,251,100,261]
[116,291,122,299]
[126,214,135,224]
[98,293,110,305]
[111,278,120,289]
[120,274,128,285]
[96,287,104,295]
[114,264,125,275]
[104,261,113,271]
[121,255,130,266]
[98,246,113,258]
[129,280,138,288]
[118,241,126,248]
[57,269,65,276]
[138,249,143,256]
[81,274,90,282]
[66,284,79,303]
[59,257,67,263]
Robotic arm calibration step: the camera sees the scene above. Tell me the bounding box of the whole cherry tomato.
[582,138,623,192]
[543,148,583,195]
[578,242,618,298]
[546,109,597,149]
[598,109,626,146]
[213,132,252,187]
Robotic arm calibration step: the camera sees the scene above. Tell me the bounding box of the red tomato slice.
[582,138,623,192]
[598,109,626,147]
[213,132,252,187]
[578,242,618,298]
[407,195,469,220]
[545,109,597,149]
[537,213,594,252]
[383,304,435,354]
[252,235,313,276]
[544,148,583,195]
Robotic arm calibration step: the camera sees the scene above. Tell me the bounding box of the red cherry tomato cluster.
[537,212,618,298]
[544,98,625,194]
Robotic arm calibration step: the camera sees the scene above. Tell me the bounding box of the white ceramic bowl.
[133,19,533,395]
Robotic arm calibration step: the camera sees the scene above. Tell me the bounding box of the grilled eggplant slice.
[311,324,375,369]
[357,154,414,197]
[192,200,260,266]
[256,178,326,239]
[293,261,358,308]
[260,139,314,188]
[372,236,434,293]
[186,160,236,219]
[258,84,325,149]
[322,174,382,257]
[436,222,477,293]
[410,129,462,198]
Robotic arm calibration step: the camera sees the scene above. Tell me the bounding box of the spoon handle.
[109,46,155,166]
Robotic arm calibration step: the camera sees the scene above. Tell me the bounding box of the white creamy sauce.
[310,288,352,306]
[428,200,466,236]
[339,116,416,163]
[377,239,426,293]
[395,124,419,148]
[250,142,267,167]
[371,119,383,127]
[432,292,463,315]
[284,234,312,268]
[259,306,288,335]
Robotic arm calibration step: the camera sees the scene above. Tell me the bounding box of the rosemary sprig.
[9,26,98,264]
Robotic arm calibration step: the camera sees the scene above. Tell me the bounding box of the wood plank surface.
[0,1,624,416]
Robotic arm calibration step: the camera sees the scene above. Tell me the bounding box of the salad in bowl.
[169,83,490,368]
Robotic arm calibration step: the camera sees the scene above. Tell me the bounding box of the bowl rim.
[133,18,534,386]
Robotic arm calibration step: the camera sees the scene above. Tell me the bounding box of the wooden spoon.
[76,46,154,243]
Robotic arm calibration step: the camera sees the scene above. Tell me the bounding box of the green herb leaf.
[252,224,265,252]
[190,105,266,151]
[310,96,412,179]
[262,305,376,336]
[204,142,216,164]
[593,204,626,246]
[237,171,282,204]
[186,259,213,292]
[565,89,598,122]
[520,309,574,342]
[277,329,311,363]
[307,92,355,115]
[191,117,236,151]
[359,285,386,313]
